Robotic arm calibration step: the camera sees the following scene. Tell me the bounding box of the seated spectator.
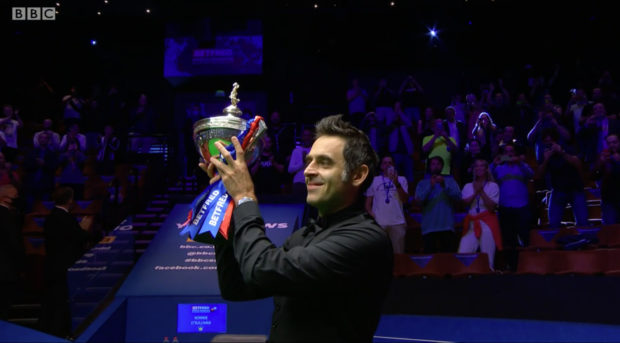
[58,139,86,200]
[33,118,61,151]
[534,128,588,228]
[491,143,534,270]
[414,156,461,253]
[0,152,19,186]
[422,118,457,175]
[96,124,120,175]
[251,134,285,195]
[60,123,87,153]
[365,155,408,253]
[593,133,620,224]
[458,158,502,270]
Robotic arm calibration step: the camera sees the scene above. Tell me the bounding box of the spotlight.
[145,8,151,14]
[56,2,60,6]
[427,27,439,39]
[104,0,109,3]
[91,39,97,46]
[313,3,318,8]
[390,1,395,6]
[97,10,101,15]
[429,29,437,37]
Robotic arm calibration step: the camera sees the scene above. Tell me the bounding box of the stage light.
[390,1,395,6]
[56,2,60,6]
[313,3,318,8]
[429,29,437,38]
[97,10,101,15]
[104,0,109,4]
[146,8,151,14]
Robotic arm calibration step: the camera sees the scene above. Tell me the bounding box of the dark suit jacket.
[43,207,90,280]
[215,202,393,343]
[0,206,24,282]
[444,119,467,153]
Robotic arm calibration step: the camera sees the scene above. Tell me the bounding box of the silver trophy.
[192,82,267,167]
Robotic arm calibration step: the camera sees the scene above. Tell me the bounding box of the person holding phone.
[365,155,409,253]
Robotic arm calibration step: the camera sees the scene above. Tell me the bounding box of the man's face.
[593,103,606,117]
[607,135,620,152]
[429,158,443,175]
[473,160,488,178]
[43,119,52,129]
[380,156,394,174]
[304,136,357,216]
[504,145,516,158]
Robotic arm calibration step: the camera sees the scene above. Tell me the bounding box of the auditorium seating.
[516,249,620,275]
[393,252,492,278]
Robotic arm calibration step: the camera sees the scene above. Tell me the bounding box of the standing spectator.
[458,158,502,270]
[288,127,314,200]
[33,118,61,151]
[266,111,295,161]
[387,101,415,182]
[580,102,610,163]
[58,138,87,200]
[485,79,513,128]
[372,78,396,124]
[593,133,620,224]
[365,155,408,253]
[0,104,23,163]
[465,93,484,140]
[127,93,157,153]
[527,109,571,164]
[422,118,457,175]
[459,138,484,185]
[471,112,498,161]
[0,184,23,320]
[59,123,87,153]
[565,88,588,138]
[398,75,425,129]
[96,124,120,175]
[444,105,467,179]
[251,135,285,196]
[61,86,85,127]
[534,128,588,228]
[513,92,536,142]
[419,106,436,137]
[40,187,92,337]
[23,132,59,210]
[491,143,534,269]
[346,78,368,127]
[359,111,386,153]
[414,156,461,253]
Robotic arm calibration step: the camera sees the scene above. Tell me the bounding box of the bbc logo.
[12,7,56,21]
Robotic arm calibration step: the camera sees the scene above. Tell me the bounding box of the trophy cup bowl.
[192,83,266,167]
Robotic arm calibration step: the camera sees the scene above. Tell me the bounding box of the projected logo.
[177,303,227,333]
[12,7,56,20]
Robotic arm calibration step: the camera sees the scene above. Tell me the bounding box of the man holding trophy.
[185,84,393,342]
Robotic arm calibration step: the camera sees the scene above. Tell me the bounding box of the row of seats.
[393,252,492,278]
[517,249,620,275]
[527,224,620,250]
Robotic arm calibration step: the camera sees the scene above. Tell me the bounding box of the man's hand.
[208,136,256,204]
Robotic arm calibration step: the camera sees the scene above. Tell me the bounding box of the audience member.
[387,101,415,182]
[346,78,368,127]
[372,78,396,124]
[527,108,571,164]
[58,139,87,200]
[61,86,85,127]
[359,111,386,153]
[471,111,498,161]
[485,79,513,128]
[513,92,536,142]
[288,127,314,200]
[491,143,534,269]
[465,93,484,140]
[458,158,502,270]
[33,118,61,151]
[580,102,610,163]
[419,106,436,137]
[251,135,285,195]
[459,138,484,185]
[365,155,409,253]
[59,123,87,153]
[534,128,588,228]
[0,184,23,320]
[23,132,59,209]
[127,92,157,153]
[422,118,457,175]
[0,152,19,186]
[398,75,425,128]
[266,111,296,160]
[96,124,120,175]
[0,104,23,163]
[414,156,461,253]
[40,187,92,337]
[593,133,620,224]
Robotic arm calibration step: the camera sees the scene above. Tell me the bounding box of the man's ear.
[351,164,369,187]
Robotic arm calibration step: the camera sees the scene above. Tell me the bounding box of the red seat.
[552,250,605,275]
[598,224,620,248]
[516,250,558,275]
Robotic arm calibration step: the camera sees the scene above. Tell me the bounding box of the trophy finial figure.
[223,82,242,117]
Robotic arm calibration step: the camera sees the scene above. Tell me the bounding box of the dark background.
[3,0,620,125]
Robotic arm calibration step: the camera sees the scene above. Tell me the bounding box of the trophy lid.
[222,82,243,117]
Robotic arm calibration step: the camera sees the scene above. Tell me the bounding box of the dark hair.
[315,114,379,192]
[428,156,445,168]
[52,186,74,206]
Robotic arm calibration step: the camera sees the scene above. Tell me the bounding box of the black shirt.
[215,202,393,343]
